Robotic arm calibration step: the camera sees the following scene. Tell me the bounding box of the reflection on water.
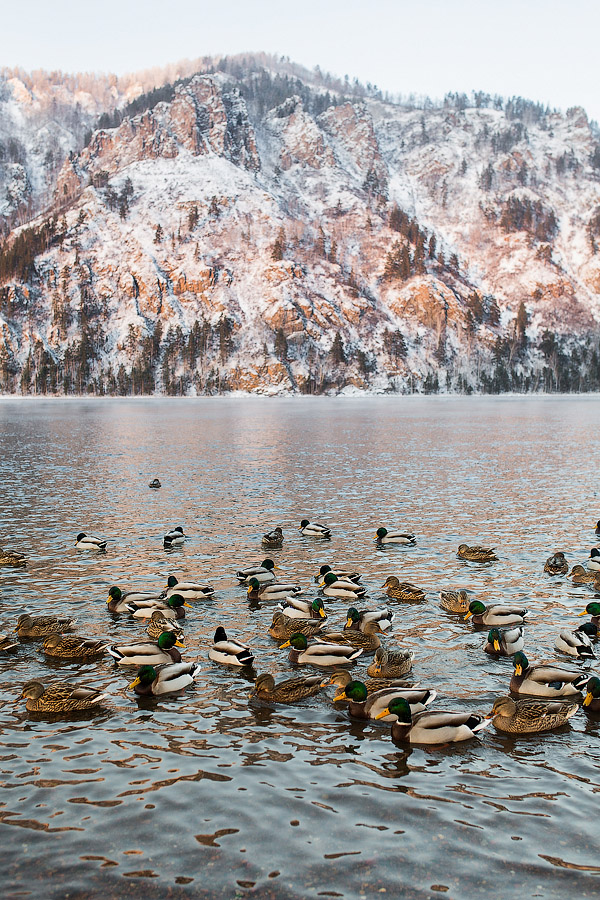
[1,396,600,899]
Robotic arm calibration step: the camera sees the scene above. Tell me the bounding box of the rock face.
[1,57,600,395]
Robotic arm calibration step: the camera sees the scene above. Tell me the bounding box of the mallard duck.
[345,606,394,633]
[579,602,600,626]
[554,627,596,659]
[163,526,185,547]
[588,548,600,571]
[262,527,284,548]
[486,696,579,733]
[126,594,190,620]
[280,633,363,666]
[251,672,327,703]
[268,611,325,641]
[146,611,185,641]
[510,651,588,697]
[0,546,27,567]
[43,634,108,659]
[331,677,436,721]
[209,626,254,666]
[316,622,382,652]
[583,675,600,711]
[236,559,279,584]
[247,578,302,602]
[367,647,414,678]
[279,596,327,620]
[439,589,471,613]
[75,532,107,551]
[107,585,165,613]
[0,634,18,651]
[164,575,215,600]
[457,543,497,562]
[320,572,367,599]
[108,631,184,666]
[381,577,426,602]
[375,698,491,744]
[299,519,331,538]
[129,662,200,696]
[314,565,361,584]
[484,626,524,656]
[544,552,568,575]
[568,565,599,585]
[374,528,416,545]
[464,600,528,627]
[329,670,420,696]
[17,614,76,638]
[19,681,109,713]
[149,478,161,489]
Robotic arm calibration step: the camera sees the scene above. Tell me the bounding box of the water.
[1,396,599,900]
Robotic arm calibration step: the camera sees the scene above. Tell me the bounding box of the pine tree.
[274,329,288,360]
[330,332,346,364]
[187,206,199,230]
[154,224,163,244]
[271,227,286,261]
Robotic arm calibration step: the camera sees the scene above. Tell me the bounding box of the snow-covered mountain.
[1,55,600,395]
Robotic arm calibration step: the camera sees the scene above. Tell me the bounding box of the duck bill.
[484,710,495,719]
[583,692,593,707]
[319,609,327,619]
[515,664,522,676]
[128,677,141,689]
[105,598,111,604]
[175,640,185,648]
[184,602,192,608]
[493,639,500,651]
[333,692,347,702]
[246,586,253,595]
[577,611,588,616]
[279,640,291,649]
[463,611,473,620]
[345,617,353,628]
[374,707,390,720]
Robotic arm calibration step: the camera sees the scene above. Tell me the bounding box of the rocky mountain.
[1,54,600,395]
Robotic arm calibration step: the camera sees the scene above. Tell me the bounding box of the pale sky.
[4,0,600,121]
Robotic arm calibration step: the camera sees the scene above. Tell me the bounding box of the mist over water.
[1,396,600,899]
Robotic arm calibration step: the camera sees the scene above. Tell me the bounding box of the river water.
[0,396,599,900]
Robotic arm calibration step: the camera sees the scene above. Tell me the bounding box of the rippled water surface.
[1,396,600,900]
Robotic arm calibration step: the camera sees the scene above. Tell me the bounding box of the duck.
[374,698,491,744]
[331,676,436,721]
[345,606,394,633]
[578,602,600,626]
[129,662,200,696]
[314,565,361,584]
[262,527,284,548]
[439,589,471,613]
[278,596,327,620]
[247,578,302,602]
[236,559,279,584]
[0,546,27,567]
[544,551,569,575]
[381,577,426,602]
[510,651,588,698]
[146,611,185,641]
[316,621,383,652]
[0,634,18,651]
[268,610,326,641]
[568,565,599,585]
[484,626,525,656]
[209,626,254,667]
[18,681,109,713]
[164,575,215,600]
[149,478,161,489]
[554,627,596,659]
[485,696,579,733]
[279,633,363,666]
[163,526,185,548]
[374,528,416,545]
[108,631,185,667]
[596,521,600,535]
[43,634,108,660]
[464,600,528,627]
[457,543,497,562]
[299,519,331,538]
[583,675,600,711]
[588,548,600,571]
[251,672,327,703]
[367,647,414,679]
[320,572,367,599]
[75,532,107,551]
[17,614,76,639]
[107,585,165,613]
[328,669,420,696]
[126,594,190,620]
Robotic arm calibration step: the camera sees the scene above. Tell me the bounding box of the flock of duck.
[3,514,600,746]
